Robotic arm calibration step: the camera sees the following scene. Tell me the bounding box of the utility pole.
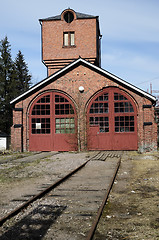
[150,83,159,106]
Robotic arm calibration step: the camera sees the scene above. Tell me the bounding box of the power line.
[138,77,159,85]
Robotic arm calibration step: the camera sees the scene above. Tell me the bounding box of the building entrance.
[87,87,138,150]
[29,91,77,151]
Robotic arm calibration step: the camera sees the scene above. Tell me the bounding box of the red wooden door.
[29,92,77,151]
[87,87,138,150]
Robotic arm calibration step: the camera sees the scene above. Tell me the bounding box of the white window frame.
[63,32,75,47]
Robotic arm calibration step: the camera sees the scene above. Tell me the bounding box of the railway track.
[0,151,121,240]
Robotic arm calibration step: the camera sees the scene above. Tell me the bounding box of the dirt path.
[94,151,159,240]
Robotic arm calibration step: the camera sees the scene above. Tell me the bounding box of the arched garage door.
[29,92,77,151]
[87,87,138,150]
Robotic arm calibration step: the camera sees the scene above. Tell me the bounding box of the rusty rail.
[0,157,93,227]
[86,157,121,240]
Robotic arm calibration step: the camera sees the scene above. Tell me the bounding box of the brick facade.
[10,9,157,152]
[40,9,101,75]
[11,63,157,152]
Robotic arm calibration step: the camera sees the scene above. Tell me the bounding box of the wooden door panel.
[29,135,52,151]
[87,126,99,150]
[87,87,138,150]
[29,92,77,151]
[113,133,138,150]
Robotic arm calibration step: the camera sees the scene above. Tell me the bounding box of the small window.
[64,33,69,46]
[37,95,50,103]
[115,116,134,132]
[90,116,109,133]
[55,94,74,115]
[32,95,50,116]
[64,11,74,23]
[32,104,50,115]
[70,32,75,45]
[55,118,75,133]
[114,93,134,113]
[89,93,109,114]
[63,32,75,47]
[32,118,50,134]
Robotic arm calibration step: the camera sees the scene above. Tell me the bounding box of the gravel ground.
[0,151,95,218]
[94,151,159,240]
[0,151,120,240]
[0,151,158,240]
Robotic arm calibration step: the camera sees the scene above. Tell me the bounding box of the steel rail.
[86,157,121,240]
[0,153,99,227]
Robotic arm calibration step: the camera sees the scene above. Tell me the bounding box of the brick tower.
[39,8,101,76]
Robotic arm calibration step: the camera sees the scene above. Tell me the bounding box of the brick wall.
[41,17,99,74]
[11,64,157,152]
[11,102,23,151]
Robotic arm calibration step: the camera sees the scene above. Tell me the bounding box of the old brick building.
[10,8,157,152]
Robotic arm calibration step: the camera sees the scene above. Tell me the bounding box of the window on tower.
[64,11,74,23]
[63,32,75,47]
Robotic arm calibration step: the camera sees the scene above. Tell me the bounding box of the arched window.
[64,11,74,23]
[29,91,77,151]
[31,94,51,134]
[114,92,134,132]
[54,94,75,134]
[87,87,137,150]
[89,92,109,133]
[30,93,75,134]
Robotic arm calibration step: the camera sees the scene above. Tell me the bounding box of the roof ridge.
[10,58,156,105]
[75,11,98,18]
[39,10,98,22]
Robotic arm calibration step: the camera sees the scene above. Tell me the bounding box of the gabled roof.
[39,11,98,22]
[10,58,156,105]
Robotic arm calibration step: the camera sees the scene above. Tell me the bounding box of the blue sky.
[1,0,159,98]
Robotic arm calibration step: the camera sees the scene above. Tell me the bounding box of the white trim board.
[10,58,156,104]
